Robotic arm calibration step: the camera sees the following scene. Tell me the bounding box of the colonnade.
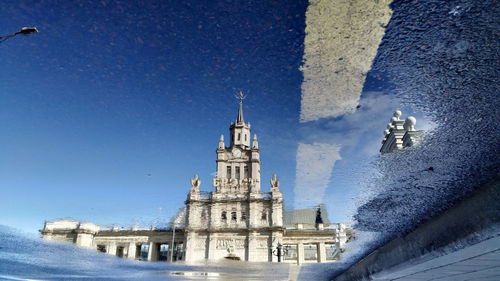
[281,241,340,264]
[99,241,185,262]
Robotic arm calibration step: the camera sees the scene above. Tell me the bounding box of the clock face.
[232,148,242,158]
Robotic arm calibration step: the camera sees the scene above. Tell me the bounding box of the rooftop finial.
[190,174,201,192]
[234,91,247,124]
[252,134,259,149]
[404,116,417,131]
[393,110,402,120]
[270,173,279,190]
[218,134,225,149]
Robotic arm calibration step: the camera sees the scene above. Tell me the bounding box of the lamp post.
[272,243,284,262]
[0,27,38,43]
[170,223,176,262]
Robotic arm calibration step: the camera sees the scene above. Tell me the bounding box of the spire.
[237,99,244,123]
[235,91,246,124]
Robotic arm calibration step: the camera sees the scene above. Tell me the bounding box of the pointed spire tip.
[237,103,244,123]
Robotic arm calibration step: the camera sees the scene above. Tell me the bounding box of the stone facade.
[184,97,284,262]
[41,97,351,264]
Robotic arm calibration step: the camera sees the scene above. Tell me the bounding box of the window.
[231,211,237,221]
[241,211,246,220]
[235,167,240,179]
[304,244,318,261]
[140,244,149,260]
[159,244,169,261]
[283,244,297,260]
[238,133,241,141]
[201,209,207,220]
[226,166,231,179]
[174,242,184,261]
[97,245,106,253]
[116,246,124,258]
[325,243,337,260]
[244,134,247,141]
[261,211,267,220]
[244,166,249,178]
[221,211,227,220]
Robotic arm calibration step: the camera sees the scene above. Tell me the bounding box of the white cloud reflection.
[294,142,341,209]
[300,0,393,122]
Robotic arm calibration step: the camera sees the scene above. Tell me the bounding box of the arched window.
[231,211,237,221]
[226,166,231,179]
[261,211,267,220]
[221,211,227,221]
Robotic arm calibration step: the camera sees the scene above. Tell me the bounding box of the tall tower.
[214,92,261,195]
[184,93,284,262]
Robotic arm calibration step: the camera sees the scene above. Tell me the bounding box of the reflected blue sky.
[0,0,431,233]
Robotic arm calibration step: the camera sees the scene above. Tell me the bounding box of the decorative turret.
[218,135,225,149]
[270,173,280,192]
[270,174,283,227]
[252,134,259,149]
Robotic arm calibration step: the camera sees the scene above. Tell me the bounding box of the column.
[208,234,216,260]
[318,242,326,263]
[271,201,283,227]
[127,243,136,259]
[297,243,304,265]
[148,242,158,261]
[247,232,257,261]
[248,201,258,227]
[107,242,117,256]
[184,232,195,263]
[76,233,94,248]
[270,231,283,262]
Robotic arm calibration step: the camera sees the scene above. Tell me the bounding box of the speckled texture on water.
[0,226,294,281]
[350,0,500,264]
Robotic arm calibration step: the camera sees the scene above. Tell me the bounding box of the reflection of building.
[41,97,351,264]
[380,110,423,153]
